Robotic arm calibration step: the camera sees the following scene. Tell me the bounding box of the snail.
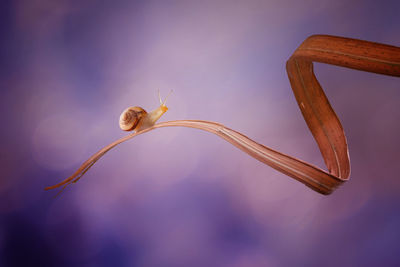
[119,91,171,132]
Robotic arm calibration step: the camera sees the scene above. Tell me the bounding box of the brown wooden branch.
[45,35,400,195]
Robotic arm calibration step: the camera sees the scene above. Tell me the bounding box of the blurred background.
[1,0,400,266]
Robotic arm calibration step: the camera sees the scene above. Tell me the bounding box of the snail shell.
[119,107,147,131]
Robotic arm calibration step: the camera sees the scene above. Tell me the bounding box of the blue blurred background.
[1,0,400,266]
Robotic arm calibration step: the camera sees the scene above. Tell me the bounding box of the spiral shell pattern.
[119,107,147,131]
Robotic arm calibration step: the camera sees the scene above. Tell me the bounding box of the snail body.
[119,92,170,132]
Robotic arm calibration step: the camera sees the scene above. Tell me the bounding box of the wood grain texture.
[45,35,400,195]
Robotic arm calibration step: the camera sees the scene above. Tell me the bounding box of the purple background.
[1,0,400,266]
